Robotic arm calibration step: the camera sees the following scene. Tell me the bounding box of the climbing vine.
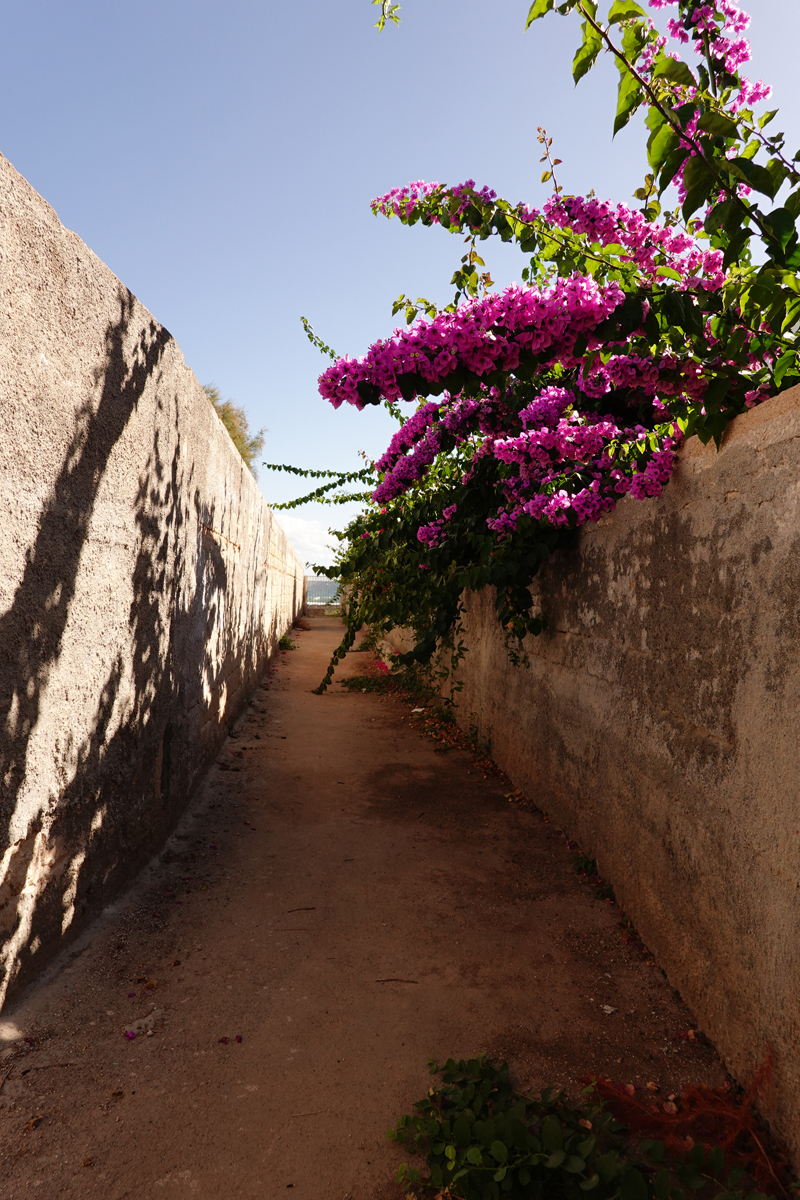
[262,462,375,511]
[302,0,800,690]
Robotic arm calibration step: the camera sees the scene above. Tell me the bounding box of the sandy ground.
[0,615,724,1199]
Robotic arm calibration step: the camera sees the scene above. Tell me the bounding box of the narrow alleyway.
[0,616,723,1199]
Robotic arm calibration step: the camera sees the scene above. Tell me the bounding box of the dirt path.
[0,615,724,1198]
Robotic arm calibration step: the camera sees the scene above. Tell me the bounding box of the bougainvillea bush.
[301,0,800,691]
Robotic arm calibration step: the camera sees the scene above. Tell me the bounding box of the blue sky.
[1,0,796,566]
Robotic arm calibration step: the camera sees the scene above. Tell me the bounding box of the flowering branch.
[572,0,774,245]
[313,0,800,690]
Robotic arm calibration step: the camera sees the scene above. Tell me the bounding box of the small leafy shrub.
[388,1057,776,1200]
[573,852,616,903]
[278,634,297,651]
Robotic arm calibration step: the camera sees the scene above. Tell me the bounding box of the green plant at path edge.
[389,1057,781,1200]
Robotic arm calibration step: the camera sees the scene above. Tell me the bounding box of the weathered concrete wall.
[388,384,800,1156]
[0,152,305,1007]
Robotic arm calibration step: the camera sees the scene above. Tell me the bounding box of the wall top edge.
[682,381,800,463]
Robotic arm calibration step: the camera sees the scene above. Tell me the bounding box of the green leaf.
[646,106,665,133]
[653,56,697,89]
[704,198,739,235]
[453,1116,472,1143]
[707,1145,725,1175]
[565,1155,587,1173]
[546,1149,567,1169]
[648,124,680,170]
[697,110,739,139]
[654,1168,672,1200]
[491,1140,509,1163]
[723,226,752,268]
[662,290,704,336]
[681,155,717,218]
[764,207,797,251]
[526,0,554,26]
[759,109,778,129]
[620,1167,649,1200]
[659,146,690,194]
[614,69,643,136]
[728,157,778,197]
[673,100,698,128]
[767,158,788,195]
[774,349,798,386]
[595,1152,619,1183]
[573,20,603,84]
[580,1175,601,1191]
[620,17,646,59]
[608,0,645,22]
[466,1146,483,1165]
[695,408,728,446]
[493,1165,508,1182]
[656,266,683,281]
[541,1116,563,1154]
[782,297,800,333]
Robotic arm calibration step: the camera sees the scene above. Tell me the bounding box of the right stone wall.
[420,385,800,1158]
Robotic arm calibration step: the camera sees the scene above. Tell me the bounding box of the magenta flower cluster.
[319,172,735,539]
[367,372,683,539]
[373,393,490,506]
[417,504,458,549]
[488,412,681,532]
[319,276,626,413]
[543,195,725,292]
[372,178,498,224]
[648,0,771,112]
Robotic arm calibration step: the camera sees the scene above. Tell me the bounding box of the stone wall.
[0,152,305,1008]
[388,384,800,1158]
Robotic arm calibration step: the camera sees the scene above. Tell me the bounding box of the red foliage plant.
[582,1055,793,1196]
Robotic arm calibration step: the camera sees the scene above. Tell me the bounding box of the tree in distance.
[203,384,265,477]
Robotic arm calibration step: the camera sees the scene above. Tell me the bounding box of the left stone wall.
[0,152,306,1008]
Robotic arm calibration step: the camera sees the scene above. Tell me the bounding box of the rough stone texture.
[387,384,800,1159]
[0,151,305,1009]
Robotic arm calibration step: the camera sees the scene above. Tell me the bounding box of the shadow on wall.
[0,289,273,1008]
